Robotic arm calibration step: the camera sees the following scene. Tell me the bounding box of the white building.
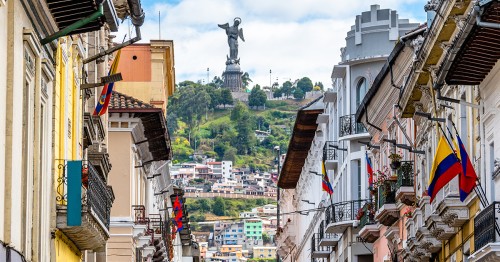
[277,5,418,262]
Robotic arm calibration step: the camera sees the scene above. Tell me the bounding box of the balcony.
[358,202,379,243]
[311,234,331,259]
[469,202,500,262]
[375,181,398,226]
[395,161,416,206]
[83,112,96,150]
[325,200,368,234]
[339,114,367,138]
[318,221,340,246]
[323,141,338,170]
[56,162,114,251]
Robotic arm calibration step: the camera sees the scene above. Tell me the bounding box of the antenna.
[158,11,161,39]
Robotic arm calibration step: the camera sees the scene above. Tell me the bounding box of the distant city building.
[253,247,277,259]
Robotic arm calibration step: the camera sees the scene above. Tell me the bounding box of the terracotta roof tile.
[109,91,155,109]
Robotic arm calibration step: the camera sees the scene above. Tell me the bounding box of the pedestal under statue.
[218,17,245,92]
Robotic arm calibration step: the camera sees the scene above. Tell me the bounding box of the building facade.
[277,5,419,262]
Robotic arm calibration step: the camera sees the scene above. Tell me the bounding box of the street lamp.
[274,145,281,262]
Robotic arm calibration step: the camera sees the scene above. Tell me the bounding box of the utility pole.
[207,67,210,84]
[269,69,272,87]
[274,145,281,262]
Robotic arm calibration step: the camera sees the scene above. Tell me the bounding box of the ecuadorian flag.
[427,137,462,202]
[322,161,334,195]
[93,50,122,116]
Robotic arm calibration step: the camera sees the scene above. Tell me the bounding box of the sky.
[116,0,428,89]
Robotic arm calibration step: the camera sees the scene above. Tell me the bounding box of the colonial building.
[277,5,419,262]
[0,0,145,261]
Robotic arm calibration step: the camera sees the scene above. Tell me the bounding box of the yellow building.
[252,246,276,259]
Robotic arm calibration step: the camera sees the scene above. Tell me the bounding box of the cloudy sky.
[116,0,427,89]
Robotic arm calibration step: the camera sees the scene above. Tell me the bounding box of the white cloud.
[115,0,427,88]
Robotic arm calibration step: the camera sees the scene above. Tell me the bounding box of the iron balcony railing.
[339,114,367,137]
[312,233,331,253]
[325,199,370,224]
[57,162,114,229]
[358,202,376,228]
[323,141,338,161]
[474,202,500,251]
[378,181,396,209]
[396,161,414,189]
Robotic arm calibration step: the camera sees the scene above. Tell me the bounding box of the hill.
[167,83,315,170]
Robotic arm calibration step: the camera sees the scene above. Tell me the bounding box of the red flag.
[366,152,374,189]
[456,135,478,201]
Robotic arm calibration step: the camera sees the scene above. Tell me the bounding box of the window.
[355,77,368,110]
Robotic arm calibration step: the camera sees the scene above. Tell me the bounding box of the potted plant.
[389,152,402,170]
[403,207,413,218]
[356,208,365,220]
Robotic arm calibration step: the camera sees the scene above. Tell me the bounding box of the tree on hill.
[242,72,252,89]
[273,88,283,99]
[231,102,248,121]
[297,77,313,93]
[281,81,293,97]
[293,88,305,100]
[249,86,267,108]
[223,146,237,162]
[315,81,324,90]
[212,76,224,88]
[212,197,226,216]
[235,111,255,154]
[220,88,234,108]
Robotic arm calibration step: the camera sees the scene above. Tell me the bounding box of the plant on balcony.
[403,207,413,218]
[389,152,402,170]
[82,166,89,188]
[356,208,364,220]
[372,168,390,190]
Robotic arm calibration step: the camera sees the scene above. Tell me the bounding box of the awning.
[278,96,324,189]
[446,1,500,85]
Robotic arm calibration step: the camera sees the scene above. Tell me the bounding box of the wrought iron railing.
[339,114,367,137]
[326,199,370,224]
[57,162,114,229]
[474,202,500,252]
[323,141,338,161]
[358,202,376,228]
[396,161,414,189]
[325,205,331,225]
[312,233,331,253]
[378,181,396,209]
[319,220,325,239]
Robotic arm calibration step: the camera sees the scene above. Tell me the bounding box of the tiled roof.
[109,91,154,109]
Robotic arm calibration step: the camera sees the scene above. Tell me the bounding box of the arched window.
[356,77,367,108]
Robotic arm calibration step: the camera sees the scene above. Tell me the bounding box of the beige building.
[107,91,176,261]
[114,41,176,111]
[252,246,276,259]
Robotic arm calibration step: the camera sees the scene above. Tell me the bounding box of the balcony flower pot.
[389,153,402,170]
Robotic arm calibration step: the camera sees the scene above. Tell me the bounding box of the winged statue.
[218,17,245,64]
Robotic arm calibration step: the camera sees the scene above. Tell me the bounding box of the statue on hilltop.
[218,17,245,65]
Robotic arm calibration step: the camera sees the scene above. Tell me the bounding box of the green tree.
[293,88,305,100]
[315,81,324,90]
[242,72,253,89]
[262,232,271,244]
[249,86,267,108]
[281,81,293,97]
[235,111,255,154]
[212,76,224,88]
[223,146,238,162]
[206,86,221,109]
[212,197,226,216]
[198,198,211,212]
[273,88,282,98]
[231,102,248,121]
[297,77,313,93]
[220,88,234,108]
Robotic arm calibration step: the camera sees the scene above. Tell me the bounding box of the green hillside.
[167,81,315,170]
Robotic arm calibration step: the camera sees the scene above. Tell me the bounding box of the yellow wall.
[440,199,479,262]
[53,36,84,260]
[54,230,81,262]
